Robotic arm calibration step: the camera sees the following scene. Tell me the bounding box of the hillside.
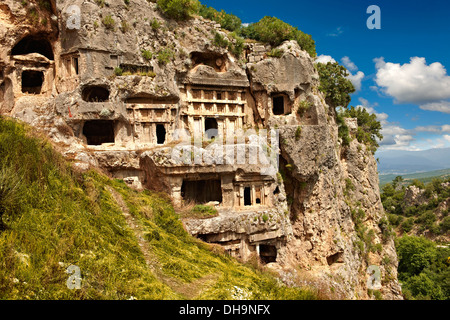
[379,168,450,187]
[0,116,323,300]
[380,177,450,299]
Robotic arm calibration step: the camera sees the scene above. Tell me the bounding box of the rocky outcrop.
[0,0,402,299]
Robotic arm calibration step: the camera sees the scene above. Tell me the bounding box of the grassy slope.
[0,117,318,300]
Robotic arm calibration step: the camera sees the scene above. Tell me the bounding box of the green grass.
[0,116,319,300]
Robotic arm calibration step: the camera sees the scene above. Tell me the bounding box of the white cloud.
[341,56,358,72]
[315,54,336,64]
[444,135,450,143]
[347,71,365,92]
[374,57,450,104]
[316,54,364,91]
[419,100,450,114]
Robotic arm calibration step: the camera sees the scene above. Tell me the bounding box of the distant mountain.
[376,147,450,175]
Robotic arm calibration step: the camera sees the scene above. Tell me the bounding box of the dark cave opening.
[82,86,110,102]
[259,245,277,264]
[181,179,222,204]
[11,35,54,60]
[83,120,115,145]
[272,95,285,115]
[21,70,44,94]
[156,124,166,145]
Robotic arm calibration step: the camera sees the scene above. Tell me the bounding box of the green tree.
[342,106,383,154]
[396,236,437,278]
[157,0,199,21]
[403,273,445,300]
[316,62,355,109]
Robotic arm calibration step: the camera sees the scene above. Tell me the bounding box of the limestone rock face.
[0,0,402,299]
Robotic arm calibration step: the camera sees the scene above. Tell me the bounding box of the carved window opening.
[11,35,54,60]
[73,57,79,75]
[272,96,285,115]
[255,186,261,204]
[244,187,251,206]
[273,186,280,195]
[205,118,218,140]
[181,179,222,204]
[156,124,166,145]
[82,86,110,102]
[21,70,43,94]
[259,245,277,264]
[63,55,80,76]
[83,120,115,145]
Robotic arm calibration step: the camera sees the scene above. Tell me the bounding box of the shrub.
[120,20,130,33]
[241,16,316,57]
[157,48,174,65]
[197,4,242,32]
[141,49,153,61]
[151,18,161,31]
[113,67,123,76]
[297,100,311,117]
[295,126,302,141]
[336,112,352,147]
[267,48,284,58]
[229,32,245,57]
[102,15,115,30]
[401,218,414,233]
[156,0,199,21]
[213,32,229,48]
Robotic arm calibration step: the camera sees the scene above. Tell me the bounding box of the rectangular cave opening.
[181,179,222,204]
[259,245,277,264]
[83,120,115,146]
[205,117,218,140]
[244,187,251,206]
[272,95,285,115]
[21,70,44,94]
[156,124,166,145]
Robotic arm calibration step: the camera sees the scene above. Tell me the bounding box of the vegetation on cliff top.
[0,117,320,299]
[156,0,317,57]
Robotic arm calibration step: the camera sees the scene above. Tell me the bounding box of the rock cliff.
[0,0,402,299]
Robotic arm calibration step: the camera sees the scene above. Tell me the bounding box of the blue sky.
[201,0,450,152]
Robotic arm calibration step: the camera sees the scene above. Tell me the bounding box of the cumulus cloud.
[316,55,364,91]
[356,98,415,150]
[444,135,450,143]
[347,71,365,92]
[419,100,450,114]
[315,54,336,64]
[374,57,450,104]
[341,56,358,72]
